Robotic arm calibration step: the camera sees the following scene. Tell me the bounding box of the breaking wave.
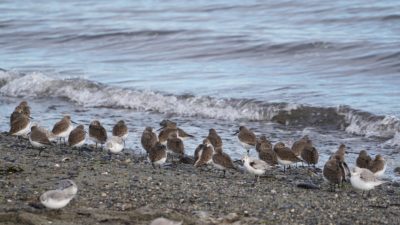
[1,71,399,146]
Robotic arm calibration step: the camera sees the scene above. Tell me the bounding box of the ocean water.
[1,1,399,179]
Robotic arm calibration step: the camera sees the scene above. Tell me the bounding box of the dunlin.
[148,142,167,169]
[350,167,385,197]
[150,217,182,225]
[10,106,24,125]
[10,101,31,125]
[368,155,386,177]
[176,128,194,140]
[329,144,350,180]
[158,120,194,144]
[29,125,53,149]
[291,135,311,157]
[9,112,31,138]
[242,155,272,183]
[106,136,124,154]
[112,120,128,144]
[273,142,302,172]
[194,142,203,163]
[68,125,86,148]
[159,119,177,128]
[323,155,347,192]
[166,132,184,160]
[356,150,371,169]
[207,128,223,151]
[17,101,31,116]
[300,145,319,167]
[158,127,175,145]
[141,127,158,155]
[256,135,278,165]
[40,180,77,209]
[211,149,236,177]
[194,138,214,168]
[51,116,75,145]
[235,126,256,154]
[89,120,107,149]
[329,144,346,161]
[34,125,57,142]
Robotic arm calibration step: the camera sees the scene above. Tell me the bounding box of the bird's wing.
[251,159,270,169]
[32,130,52,145]
[52,120,69,134]
[360,169,378,182]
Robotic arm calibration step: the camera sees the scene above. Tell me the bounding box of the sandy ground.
[1,132,399,225]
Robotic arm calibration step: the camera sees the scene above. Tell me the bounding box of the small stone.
[121,203,132,211]
[54,164,60,168]
[224,213,239,222]
[101,192,107,197]
[61,157,70,162]
[290,209,295,213]
[271,189,277,194]
[101,172,108,175]
[244,210,249,217]
[179,199,185,204]
[7,199,12,203]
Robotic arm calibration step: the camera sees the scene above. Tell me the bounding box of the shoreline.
[1,132,399,225]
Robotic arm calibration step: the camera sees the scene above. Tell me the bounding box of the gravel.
[0,132,399,225]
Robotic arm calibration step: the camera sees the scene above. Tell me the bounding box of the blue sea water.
[0,0,399,178]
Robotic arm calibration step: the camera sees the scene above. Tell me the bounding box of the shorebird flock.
[8,101,388,209]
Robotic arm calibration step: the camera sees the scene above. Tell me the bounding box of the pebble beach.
[1,132,399,225]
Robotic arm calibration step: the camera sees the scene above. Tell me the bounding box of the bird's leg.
[151,163,156,169]
[222,170,226,178]
[95,142,98,150]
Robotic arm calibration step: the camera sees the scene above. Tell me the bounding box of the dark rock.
[296,182,320,190]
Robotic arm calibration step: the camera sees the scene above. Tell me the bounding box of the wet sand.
[1,132,399,225]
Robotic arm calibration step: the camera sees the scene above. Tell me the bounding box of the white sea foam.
[338,106,400,143]
[0,72,277,121]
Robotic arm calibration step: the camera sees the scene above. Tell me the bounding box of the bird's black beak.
[29,116,34,119]
[233,130,239,135]
[71,120,78,124]
[157,127,164,131]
